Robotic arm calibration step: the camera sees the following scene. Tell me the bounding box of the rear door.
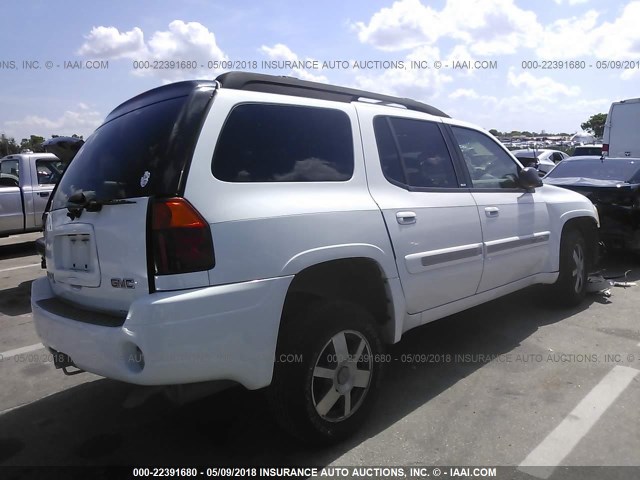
[359,107,484,314]
[46,88,213,316]
[448,125,551,293]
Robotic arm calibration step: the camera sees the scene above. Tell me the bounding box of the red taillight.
[150,198,214,275]
[602,144,609,156]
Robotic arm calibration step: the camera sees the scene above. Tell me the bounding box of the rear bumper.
[31,275,293,389]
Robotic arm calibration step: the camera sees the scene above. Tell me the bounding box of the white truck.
[0,152,63,237]
[603,98,640,158]
[31,72,600,443]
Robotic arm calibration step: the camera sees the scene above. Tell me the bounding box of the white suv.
[32,72,599,443]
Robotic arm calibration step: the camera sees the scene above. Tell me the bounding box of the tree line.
[0,134,84,157]
[1,113,607,159]
[489,113,607,139]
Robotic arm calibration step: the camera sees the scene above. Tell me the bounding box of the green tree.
[489,129,501,136]
[581,113,607,138]
[0,134,20,156]
[19,135,45,153]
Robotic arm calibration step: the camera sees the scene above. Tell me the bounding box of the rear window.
[573,146,602,156]
[212,104,353,182]
[51,97,188,210]
[547,159,640,181]
[1,160,19,178]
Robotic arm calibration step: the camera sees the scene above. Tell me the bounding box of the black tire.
[268,300,383,444]
[552,228,588,307]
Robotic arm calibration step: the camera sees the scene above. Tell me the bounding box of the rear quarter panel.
[183,89,399,286]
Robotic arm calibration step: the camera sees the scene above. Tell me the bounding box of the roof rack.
[215,71,449,118]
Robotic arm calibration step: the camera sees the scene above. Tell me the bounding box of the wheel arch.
[279,256,399,345]
[558,214,599,272]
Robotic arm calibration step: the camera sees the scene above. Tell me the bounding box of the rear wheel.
[552,228,587,306]
[268,301,383,444]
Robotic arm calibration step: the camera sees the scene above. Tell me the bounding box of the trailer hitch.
[50,348,85,376]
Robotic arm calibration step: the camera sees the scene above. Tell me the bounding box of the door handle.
[38,192,50,198]
[485,207,499,218]
[396,211,417,225]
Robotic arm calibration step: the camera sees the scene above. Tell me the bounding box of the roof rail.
[215,71,449,118]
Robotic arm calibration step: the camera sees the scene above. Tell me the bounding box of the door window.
[36,159,64,185]
[451,126,520,189]
[373,117,458,189]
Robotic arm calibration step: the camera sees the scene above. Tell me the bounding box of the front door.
[448,126,551,293]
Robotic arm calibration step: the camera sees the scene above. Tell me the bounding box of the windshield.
[546,159,640,182]
[51,96,188,210]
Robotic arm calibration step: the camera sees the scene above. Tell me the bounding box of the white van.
[603,98,640,158]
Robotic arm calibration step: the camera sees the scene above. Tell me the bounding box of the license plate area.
[50,224,101,287]
[59,234,92,272]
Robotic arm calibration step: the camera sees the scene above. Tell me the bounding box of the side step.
[50,348,85,376]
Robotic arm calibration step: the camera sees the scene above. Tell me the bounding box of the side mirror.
[519,167,543,190]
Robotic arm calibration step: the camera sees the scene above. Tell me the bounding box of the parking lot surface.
[0,233,638,478]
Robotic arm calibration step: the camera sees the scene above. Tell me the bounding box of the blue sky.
[1,0,639,141]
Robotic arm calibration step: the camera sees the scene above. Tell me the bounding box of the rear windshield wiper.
[67,192,135,220]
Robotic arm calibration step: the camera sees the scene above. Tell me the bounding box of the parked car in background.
[603,98,640,158]
[545,156,640,251]
[0,152,64,237]
[511,149,569,175]
[42,136,85,163]
[573,144,604,157]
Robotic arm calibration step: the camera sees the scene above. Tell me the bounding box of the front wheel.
[552,229,588,307]
[268,301,383,444]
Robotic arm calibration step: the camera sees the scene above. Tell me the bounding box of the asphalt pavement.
[0,232,638,479]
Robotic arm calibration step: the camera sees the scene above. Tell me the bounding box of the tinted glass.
[212,104,353,182]
[373,116,458,188]
[546,159,640,181]
[573,146,602,156]
[373,117,405,184]
[51,96,188,210]
[451,126,519,189]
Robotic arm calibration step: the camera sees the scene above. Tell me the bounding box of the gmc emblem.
[111,278,135,289]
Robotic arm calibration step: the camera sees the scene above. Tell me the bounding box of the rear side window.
[574,146,602,156]
[1,160,19,178]
[51,96,189,210]
[373,116,458,188]
[212,104,353,182]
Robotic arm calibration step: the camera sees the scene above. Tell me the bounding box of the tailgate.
[42,81,216,316]
[46,199,150,315]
